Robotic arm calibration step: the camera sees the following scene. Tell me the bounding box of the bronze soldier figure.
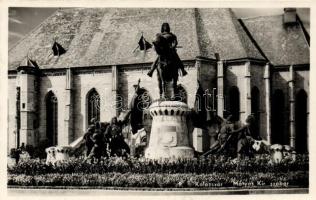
[202,115,256,158]
[85,122,104,162]
[105,116,131,157]
[83,118,96,158]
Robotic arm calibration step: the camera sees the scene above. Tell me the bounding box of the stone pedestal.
[145,101,194,159]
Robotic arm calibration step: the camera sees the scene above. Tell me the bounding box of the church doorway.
[46,91,58,146]
[295,89,308,153]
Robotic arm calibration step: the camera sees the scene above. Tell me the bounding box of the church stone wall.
[194,60,217,152]
[271,70,291,145]
[295,70,309,94]
[176,64,198,108]
[250,64,267,139]
[225,62,250,121]
[119,67,161,112]
[199,60,217,104]
[72,71,113,140]
[8,76,17,152]
[38,74,67,145]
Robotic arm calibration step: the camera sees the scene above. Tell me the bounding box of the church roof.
[8,8,272,70]
[195,9,265,61]
[241,15,309,66]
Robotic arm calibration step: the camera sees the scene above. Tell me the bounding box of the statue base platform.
[145,101,194,159]
[45,146,72,164]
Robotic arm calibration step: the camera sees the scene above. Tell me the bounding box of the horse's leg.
[157,69,163,99]
[162,81,166,99]
[172,76,178,100]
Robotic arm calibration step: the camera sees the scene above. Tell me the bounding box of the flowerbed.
[7,172,308,188]
[7,155,308,188]
[8,155,308,175]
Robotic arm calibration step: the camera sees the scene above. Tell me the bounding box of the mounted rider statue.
[147,23,187,100]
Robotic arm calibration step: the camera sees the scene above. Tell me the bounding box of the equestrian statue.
[147,23,188,99]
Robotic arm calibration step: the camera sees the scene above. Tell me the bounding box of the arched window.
[46,91,58,146]
[175,85,188,103]
[228,86,240,122]
[251,86,260,139]
[87,89,100,124]
[271,89,286,144]
[295,89,308,153]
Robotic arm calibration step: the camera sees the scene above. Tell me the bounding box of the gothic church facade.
[8,8,309,153]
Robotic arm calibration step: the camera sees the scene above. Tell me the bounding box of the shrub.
[33,139,50,159]
[8,154,309,175]
[9,148,20,159]
[7,172,308,188]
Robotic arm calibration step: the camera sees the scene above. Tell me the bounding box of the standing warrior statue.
[147,23,187,99]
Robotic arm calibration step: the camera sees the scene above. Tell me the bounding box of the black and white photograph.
[3,1,312,197]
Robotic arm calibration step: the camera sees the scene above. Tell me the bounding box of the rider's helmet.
[161,23,170,33]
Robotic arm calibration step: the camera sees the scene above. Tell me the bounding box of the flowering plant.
[8,171,308,188]
[8,154,308,175]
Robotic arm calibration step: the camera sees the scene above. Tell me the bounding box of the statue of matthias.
[147,23,188,100]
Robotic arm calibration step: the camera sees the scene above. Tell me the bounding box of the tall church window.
[271,89,286,144]
[295,89,308,153]
[228,86,240,122]
[251,86,260,139]
[87,89,100,124]
[46,91,58,146]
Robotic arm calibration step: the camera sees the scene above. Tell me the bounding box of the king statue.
[147,22,188,100]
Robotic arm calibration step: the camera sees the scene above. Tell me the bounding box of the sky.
[8,8,310,49]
